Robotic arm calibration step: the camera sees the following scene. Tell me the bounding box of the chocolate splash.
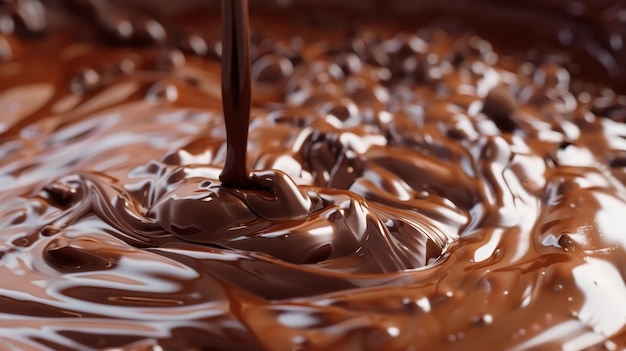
[0,1,625,350]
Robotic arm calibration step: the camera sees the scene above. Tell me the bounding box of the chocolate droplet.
[12,0,46,37]
[321,99,358,122]
[252,54,294,85]
[96,10,134,42]
[482,85,518,132]
[558,234,575,250]
[113,58,137,75]
[70,69,101,94]
[146,81,179,103]
[335,53,362,75]
[133,17,166,44]
[156,48,186,70]
[179,34,209,56]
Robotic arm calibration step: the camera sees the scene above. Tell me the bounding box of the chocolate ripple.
[40,162,448,273]
[0,1,625,350]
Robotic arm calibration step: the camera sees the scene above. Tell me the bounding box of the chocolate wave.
[0,1,626,350]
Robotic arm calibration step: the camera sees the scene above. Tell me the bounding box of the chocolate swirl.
[0,1,625,350]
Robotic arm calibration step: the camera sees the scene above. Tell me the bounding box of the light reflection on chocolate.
[0,0,625,350]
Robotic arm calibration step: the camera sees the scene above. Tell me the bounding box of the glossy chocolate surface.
[0,0,625,350]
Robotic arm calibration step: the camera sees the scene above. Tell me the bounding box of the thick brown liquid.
[0,1,625,350]
[219,0,252,187]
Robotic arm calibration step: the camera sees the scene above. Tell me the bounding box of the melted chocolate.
[0,0,626,350]
[220,0,252,187]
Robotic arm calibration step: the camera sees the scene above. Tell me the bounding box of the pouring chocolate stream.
[146,0,434,267]
[219,0,252,188]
